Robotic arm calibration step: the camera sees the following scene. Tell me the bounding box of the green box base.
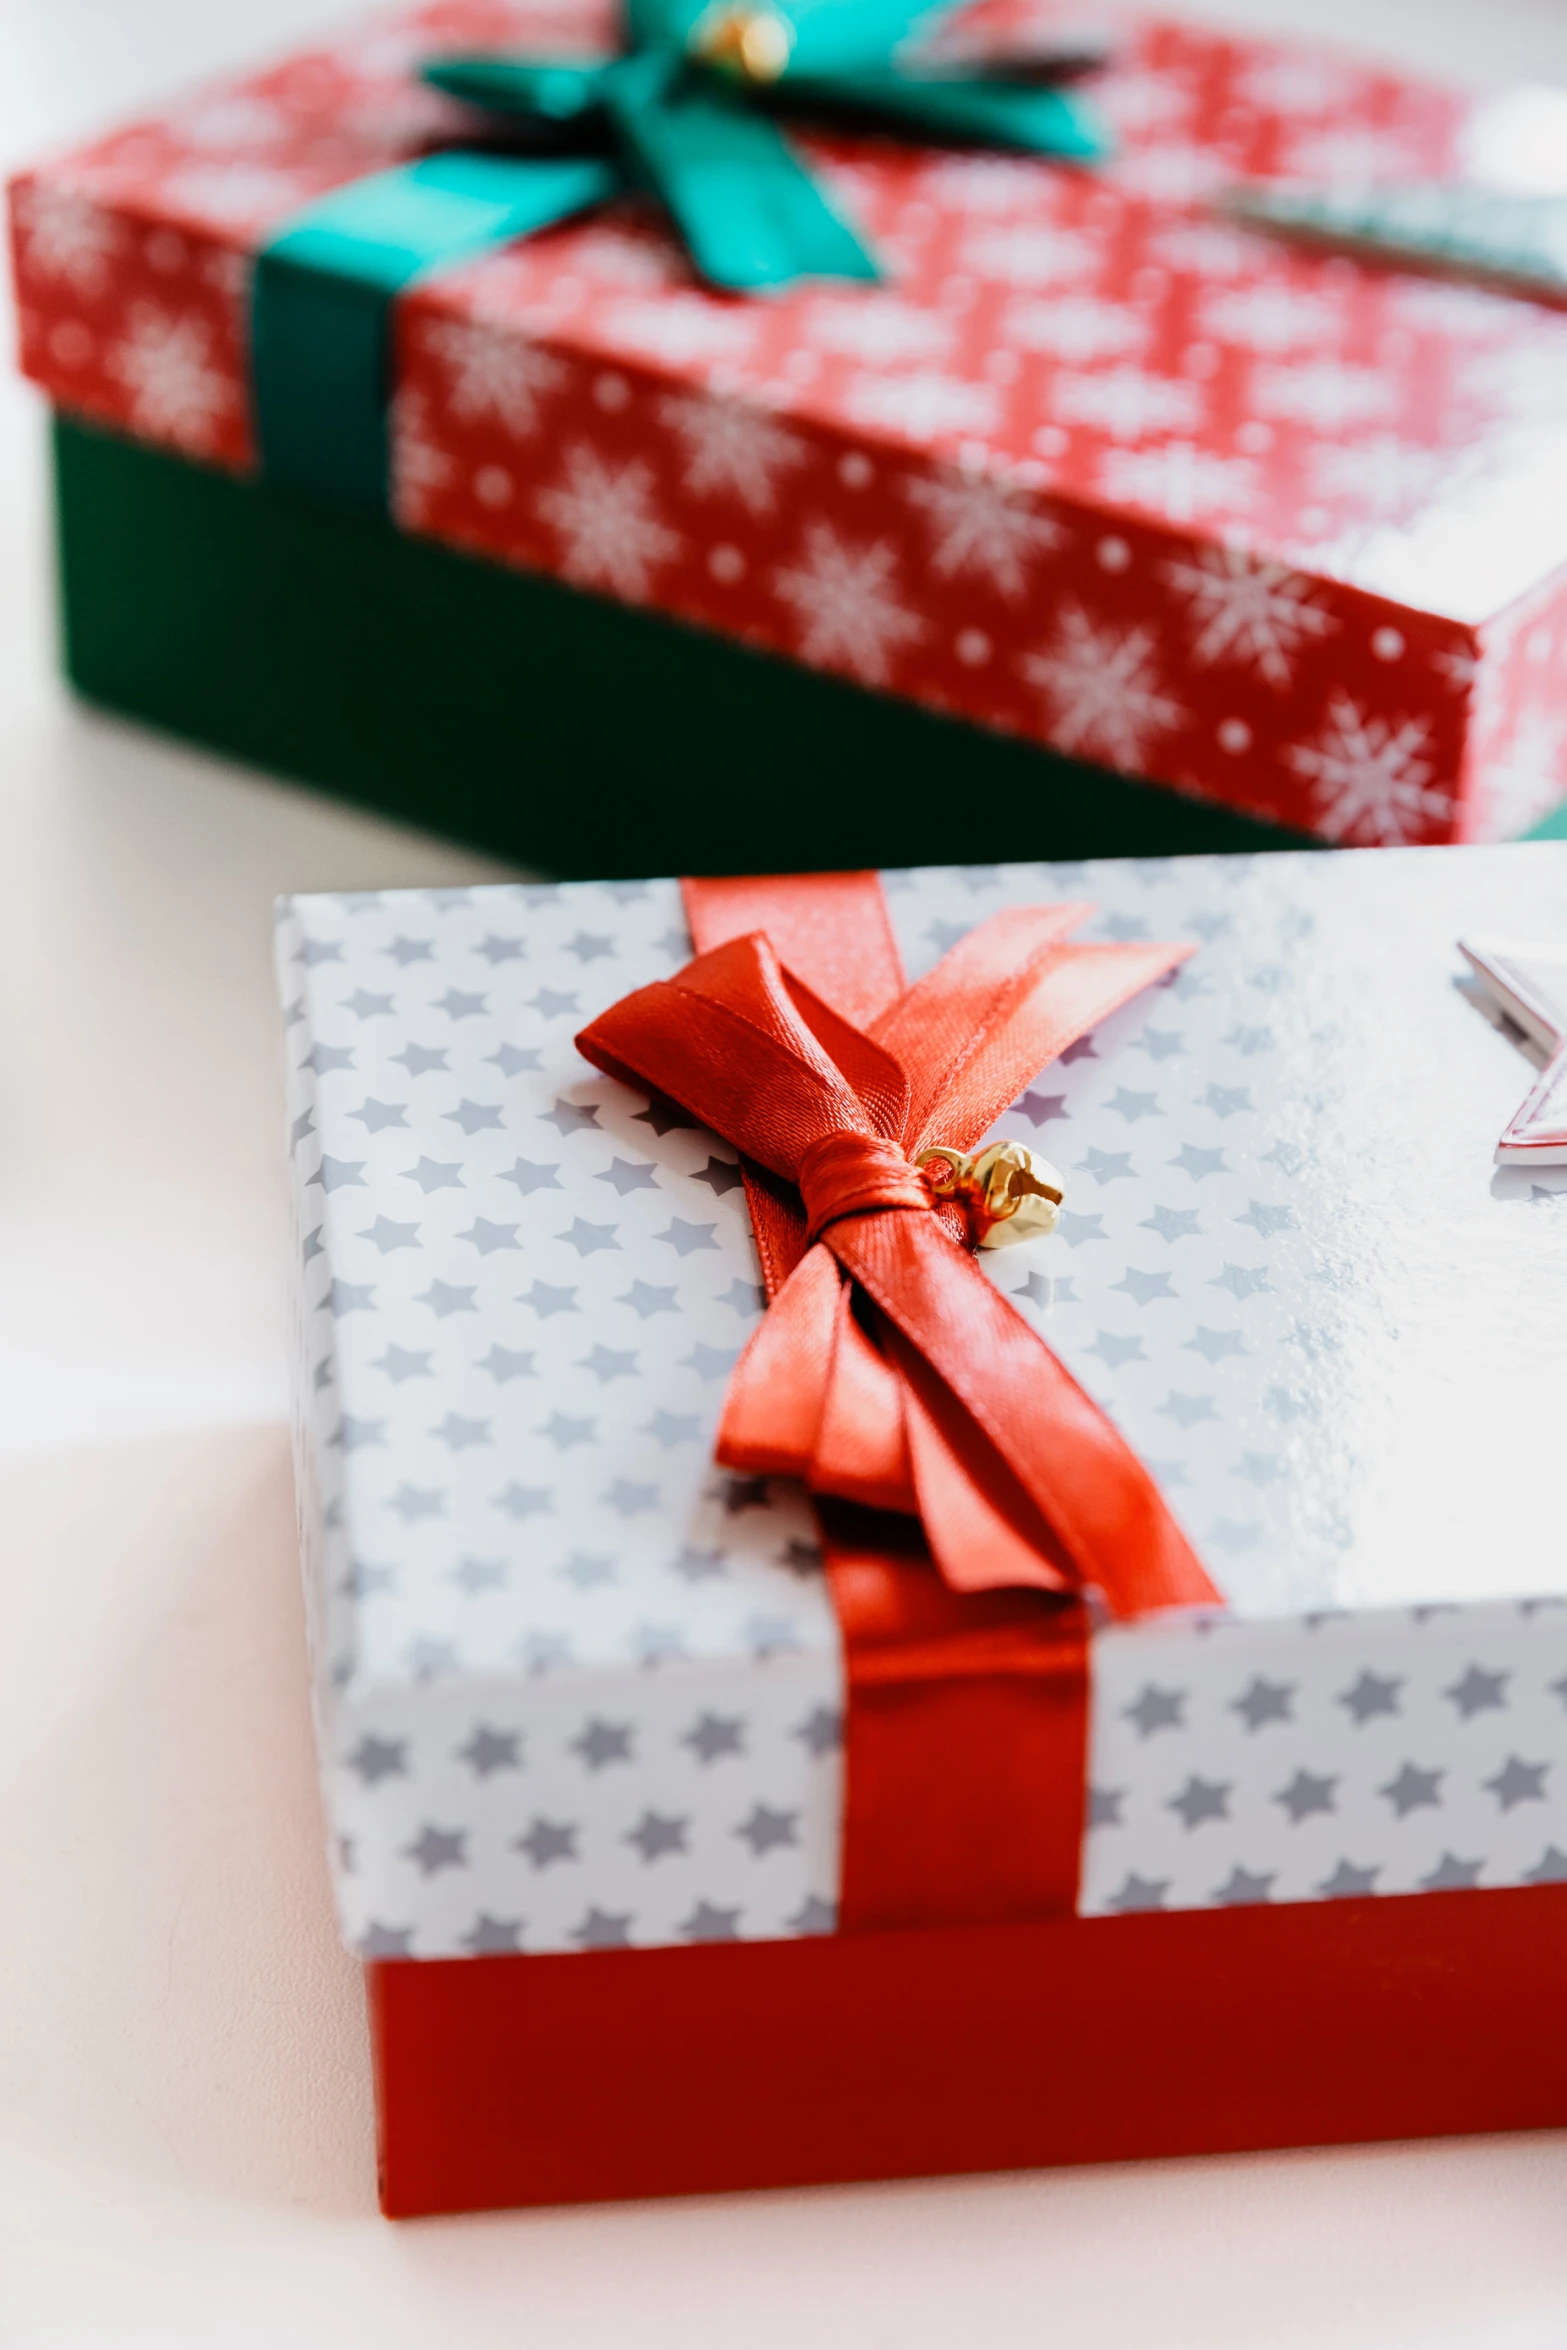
[53,412,1567,874]
[52,410,1328,878]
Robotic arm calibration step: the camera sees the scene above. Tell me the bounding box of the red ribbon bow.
[578,873,1220,1931]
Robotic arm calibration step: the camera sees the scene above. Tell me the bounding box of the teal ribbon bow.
[252,0,1109,512]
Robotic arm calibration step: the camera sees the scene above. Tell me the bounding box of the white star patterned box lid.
[277,844,1567,1961]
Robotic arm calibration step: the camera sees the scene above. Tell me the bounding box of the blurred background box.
[12,1,1567,875]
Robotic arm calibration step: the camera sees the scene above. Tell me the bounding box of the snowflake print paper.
[1002,294,1149,365]
[106,304,236,451]
[772,522,927,686]
[1096,444,1258,527]
[1162,546,1336,690]
[1020,604,1184,770]
[1285,694,1449,844]
[657,393,807,517]
[423,317,566,436]
[1050,367,1205,443]
[389,387,457,525]
[903,467,1063,600]
[12,179,122,293]
[841,371,1001,445]
[13,0,1567,849]
[536,446,683,602]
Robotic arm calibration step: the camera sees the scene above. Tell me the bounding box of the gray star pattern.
[280,860,1567,1960]
[1233,1677,1294,1730]
[1213,1866,1274,1904]
[1276,1769,1337,1822]
[460,1726,520,1776]
[1169,1775,1230,1828]
[681,1901,742,1942]
[627,1810,689,1861]
[1447,1665,1509,1718]
[1382,1763,1443,1816]
[518,1818,578,1869]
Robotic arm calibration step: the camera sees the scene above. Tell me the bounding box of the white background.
[4,1,1567,2342]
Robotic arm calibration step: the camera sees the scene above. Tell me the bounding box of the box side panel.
[51,412,1308,875]
[273,901,362,1940]
[1462,563,1567,840]
[369,1881,1567,2213]
[10,170,255,469]
[397,287,1484,849]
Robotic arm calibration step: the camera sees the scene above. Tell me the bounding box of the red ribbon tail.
[716,1245,839,1479]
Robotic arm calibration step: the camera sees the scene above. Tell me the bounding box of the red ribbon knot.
[576,872,1222,1933]
[797,1130,933,1240]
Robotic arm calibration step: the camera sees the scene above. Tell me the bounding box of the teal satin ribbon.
[253,0,1109,511]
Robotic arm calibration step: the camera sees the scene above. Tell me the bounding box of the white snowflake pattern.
[1391,278,1516,341]
[904,467,1064,600]
[13,180,121,294]
[1019,603,1185,770]
[1282,125,1425,182]
[1096,443,1257,526]
[203,247,253,302]
[1003,295,1147,366]
[1147,219,1265,281]
[918,155,1063,214]
[1474,705,1567,839]
[563,228,673,289]
[317,23,427,75]
[390,389,456,525]
[157,162,312,230]
[423,317,565,436]
[842,371,1000,443]
[1161,545,1337,689]
[1461,339,1567,428]
[1433,642,1481,693]
[1252,361,1397,433]
[657,392,805,517]
[1050,367,1204,442]
[1098,68,1197,139]
[959,221,1099,286]
[772,522,927,685]
[801,296,952,366]
[535,445,683,601]
[1108,144,1223,205]
[597,295,761,368]
[1236,51,1359,116]
[1200,282,1341,355]
[334,82,462,158]
[1284,694,1450,844]
[1311,434,1449,523]
[167,93,290,152]
[106,306,234,451]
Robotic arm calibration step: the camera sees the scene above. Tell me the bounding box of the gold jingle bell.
[686,1,795,82]
[916,1139,1066,1250]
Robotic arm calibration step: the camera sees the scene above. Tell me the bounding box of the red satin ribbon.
[576,872,1219,1932]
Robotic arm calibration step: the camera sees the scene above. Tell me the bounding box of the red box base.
[369,1883,1567,2214]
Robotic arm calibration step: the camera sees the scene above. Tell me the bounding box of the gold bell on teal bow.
[687,1,796,82]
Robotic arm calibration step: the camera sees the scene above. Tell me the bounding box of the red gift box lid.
[12,0,1567,843]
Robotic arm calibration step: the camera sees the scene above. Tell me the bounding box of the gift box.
[14,3,1567,876]
[276,842,1567,2215]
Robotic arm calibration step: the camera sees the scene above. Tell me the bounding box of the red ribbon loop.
[574,873,1225,1934]
[577,884,1219,1625]
[798,1130,931,1240]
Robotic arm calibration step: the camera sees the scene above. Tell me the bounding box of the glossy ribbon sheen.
[576,871,1219,1932]
[252,0,1110,510]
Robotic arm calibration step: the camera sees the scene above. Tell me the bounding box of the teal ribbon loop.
[253,0,1110,510]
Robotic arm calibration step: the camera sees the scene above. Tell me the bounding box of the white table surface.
[3,3,1567,2343]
